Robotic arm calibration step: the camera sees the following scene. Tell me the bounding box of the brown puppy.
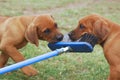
[0,14,63,76]
[69,14,120,80]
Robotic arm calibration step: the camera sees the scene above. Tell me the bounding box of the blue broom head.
[48,33,98,52]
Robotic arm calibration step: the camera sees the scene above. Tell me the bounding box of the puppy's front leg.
[1,45,38,76]
[0,52,9,68]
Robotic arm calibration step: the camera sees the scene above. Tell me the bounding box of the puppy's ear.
[25,23,39,47]
[93,19,109,41]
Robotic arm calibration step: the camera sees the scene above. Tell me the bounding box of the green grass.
[0,0,120,80]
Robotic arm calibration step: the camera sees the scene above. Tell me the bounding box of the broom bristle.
[79,33,98,47]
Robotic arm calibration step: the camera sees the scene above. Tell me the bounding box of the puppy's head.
[25,14,63,46]
[69,14,110,44]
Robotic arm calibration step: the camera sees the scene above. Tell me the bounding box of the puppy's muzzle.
[68,31,76,41]
[56,34,63,41]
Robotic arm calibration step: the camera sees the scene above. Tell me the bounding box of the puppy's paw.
[21,66,38,76]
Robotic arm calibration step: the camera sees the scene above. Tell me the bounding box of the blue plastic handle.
[0,47,69,74]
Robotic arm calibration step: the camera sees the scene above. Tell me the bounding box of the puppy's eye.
[44,29,51,34]
[79,24,85,29]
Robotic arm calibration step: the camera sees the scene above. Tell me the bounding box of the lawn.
[0,0,120,80]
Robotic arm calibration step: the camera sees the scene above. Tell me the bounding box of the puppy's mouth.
[39,37,58,43]
[49,40,57,43]
[68,35,77,41]
[48,38,63,43]
[69,32,88,41]
[69,35,83,41]
[68,32,84,41]
[48,40,60,43]
[49,34,64,43]
[39,34,63,43]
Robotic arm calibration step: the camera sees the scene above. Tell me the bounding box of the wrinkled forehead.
[35,16,58,31]
[34,15,56,27]
[35,15,54,23]
[78,18,88,26]
[78,16,98,26]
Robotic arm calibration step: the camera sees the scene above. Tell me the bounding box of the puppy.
[68,14,120,80]
[0,14,63,76]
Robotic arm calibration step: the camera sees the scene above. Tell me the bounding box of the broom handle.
[0,47,70,74]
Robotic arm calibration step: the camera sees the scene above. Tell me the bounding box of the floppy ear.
[93,19,109,41]
[25,23,39,47]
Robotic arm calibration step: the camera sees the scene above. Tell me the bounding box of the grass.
[0,0,120,80]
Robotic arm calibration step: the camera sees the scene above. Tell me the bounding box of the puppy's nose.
[56,34,63,41]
